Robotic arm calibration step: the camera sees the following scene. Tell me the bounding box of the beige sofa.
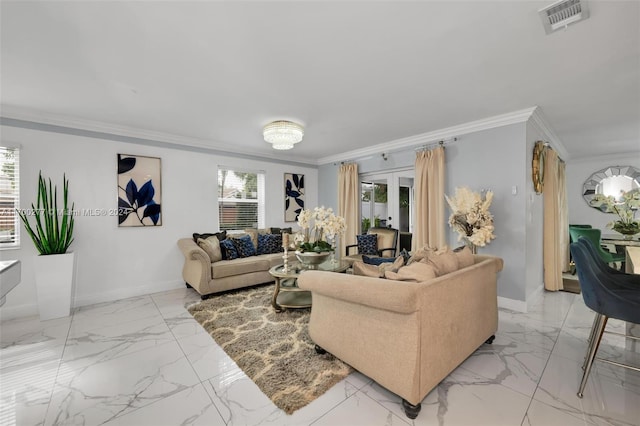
[177,238,295,298]
[297,254,503,419]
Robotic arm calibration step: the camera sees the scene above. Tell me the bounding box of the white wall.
[318,162,338,209]
[444,124,528,306]
[524,121,545,302]
[0,124,318,319]
[566,153,640,231]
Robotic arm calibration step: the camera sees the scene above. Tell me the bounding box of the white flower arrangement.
[296,206,346,252]
[445,187,496,247]
[589,190,640,235]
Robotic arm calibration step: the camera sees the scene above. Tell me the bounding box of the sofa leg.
[185,282,193,289]
[402,399,421,419]
[314,344,327,355]
[200,294,213,300]
[485,335,495,344]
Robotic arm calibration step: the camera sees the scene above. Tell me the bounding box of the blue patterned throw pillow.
[232,234,257,258]
[362,255,397,266]
[220,239,239,260]
[357,234,378,255]
[257,233,283,255]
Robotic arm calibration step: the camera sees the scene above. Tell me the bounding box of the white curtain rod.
[415,137,458,152]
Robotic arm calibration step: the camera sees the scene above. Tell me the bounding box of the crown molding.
[317,107,539,165]
[567,151,640,164]
[0,105,318,165]
[2,105,568,167]
[528,107,570,161]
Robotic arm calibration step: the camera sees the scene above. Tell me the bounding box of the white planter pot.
[34,252,75,321]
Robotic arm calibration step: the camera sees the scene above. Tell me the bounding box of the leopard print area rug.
[187,284,353,414]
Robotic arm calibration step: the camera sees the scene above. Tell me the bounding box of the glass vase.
[464,239,477,255]
[612,221,640,240]
[330,237,337,264]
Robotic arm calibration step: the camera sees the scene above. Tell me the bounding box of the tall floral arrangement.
[295,206,346,252]
[445,187,495,248]
[589,190,640,236]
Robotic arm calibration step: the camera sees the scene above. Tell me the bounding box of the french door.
[360,169,414,249]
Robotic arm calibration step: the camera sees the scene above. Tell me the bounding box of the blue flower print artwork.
[118,154,162,227]
[285,173,304,222]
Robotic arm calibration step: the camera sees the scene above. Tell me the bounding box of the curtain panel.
[338,163,359,258]
[543,148,569,291]
[413,146,446,251]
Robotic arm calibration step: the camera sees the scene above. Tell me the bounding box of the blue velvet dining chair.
[569,240,640,398]
[575,237,640,287]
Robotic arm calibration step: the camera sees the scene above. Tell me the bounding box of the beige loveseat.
[177,238,295,298]
[297,254,503,419]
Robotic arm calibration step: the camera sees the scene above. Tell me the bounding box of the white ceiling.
[1,1,638,164]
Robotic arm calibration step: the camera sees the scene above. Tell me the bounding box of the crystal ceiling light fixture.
[263,120,304,150]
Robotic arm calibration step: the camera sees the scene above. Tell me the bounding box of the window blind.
[218,167,265,231]
[0,147,20,247]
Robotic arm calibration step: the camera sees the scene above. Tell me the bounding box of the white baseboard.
[0,280,184,322]
[526,285,544,306]
[0,302,39,321]
[73,280,184,308]
[498,296,528,313]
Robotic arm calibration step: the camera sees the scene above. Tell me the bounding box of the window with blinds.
[217,168,265,231]
[0,147,20,248]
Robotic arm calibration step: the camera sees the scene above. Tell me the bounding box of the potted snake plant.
[17,171,75,320]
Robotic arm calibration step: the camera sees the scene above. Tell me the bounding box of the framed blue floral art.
[284,173,304,222]
[118,154,162,227]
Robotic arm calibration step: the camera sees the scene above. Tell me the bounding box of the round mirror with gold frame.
[532,141,546,194]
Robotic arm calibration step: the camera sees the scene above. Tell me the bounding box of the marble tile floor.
[1,287,639,426]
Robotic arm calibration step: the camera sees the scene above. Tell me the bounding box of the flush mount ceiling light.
[263,121,304,150]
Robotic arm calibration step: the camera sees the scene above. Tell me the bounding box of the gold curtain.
[558,160,570,272]
[338,163,359,258]
[413,146,446,250]
[543,148,569,291]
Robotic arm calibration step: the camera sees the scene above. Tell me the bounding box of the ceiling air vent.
[539,0,590,34]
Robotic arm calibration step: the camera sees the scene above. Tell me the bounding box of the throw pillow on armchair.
[356,234,378,255]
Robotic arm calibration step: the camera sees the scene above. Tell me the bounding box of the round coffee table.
[269,260,350,312]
